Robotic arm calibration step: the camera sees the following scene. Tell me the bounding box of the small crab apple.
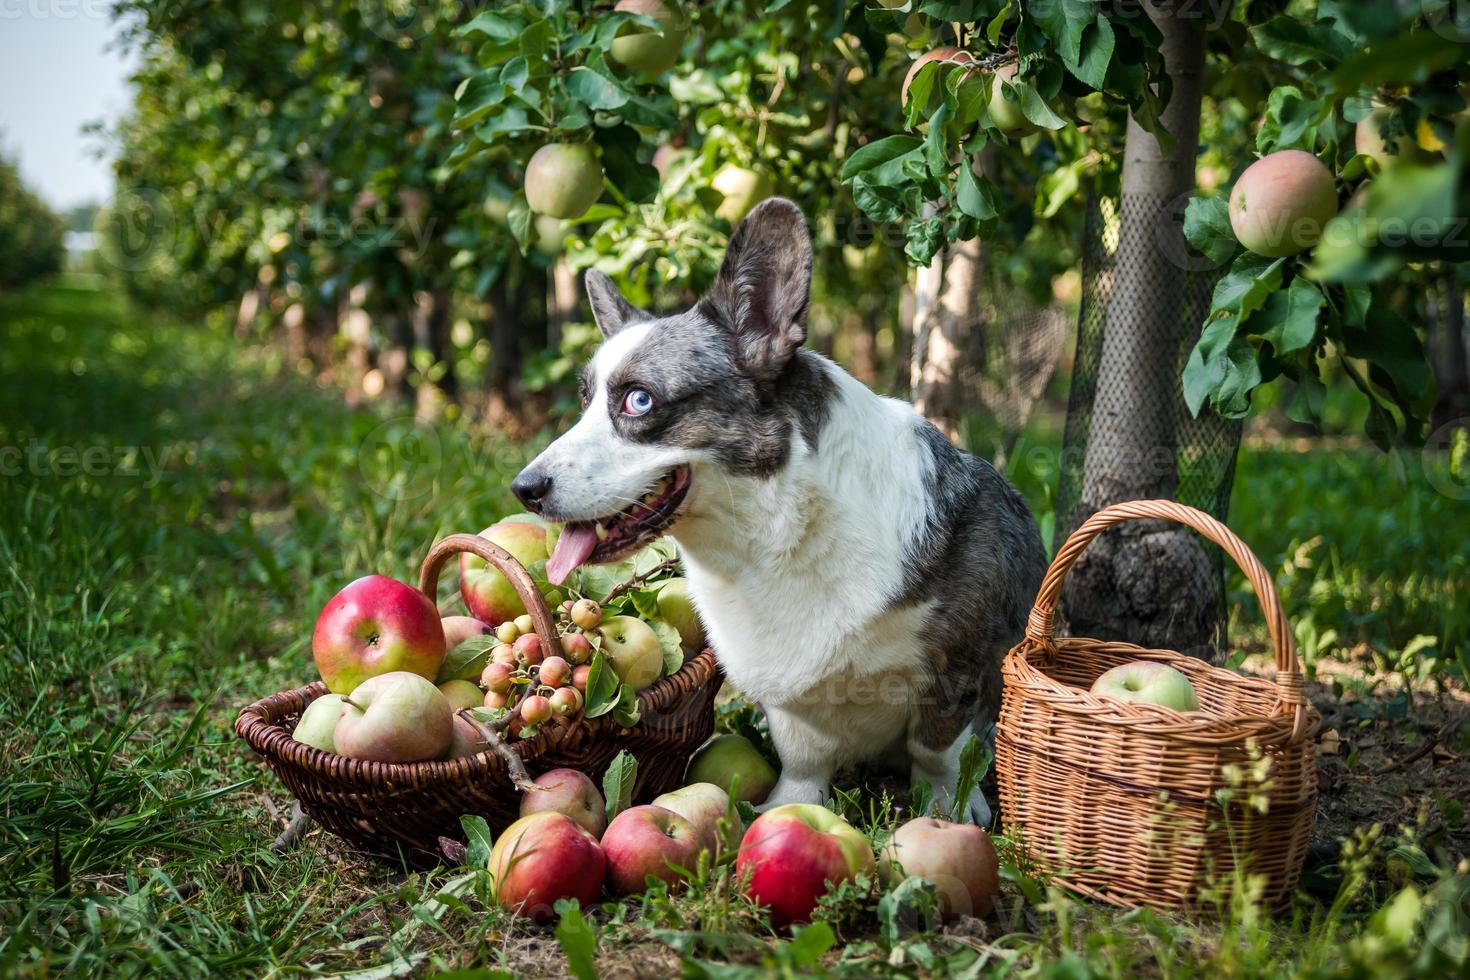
[492,644,518,667]
[513,633,544,665]
[560,632,592,665]
[485,689,511,710]
[571,599,602,630]
[495,621,520,644]
[481,662,515,694]
[571,664,591,693]
[514,614,535,635]
[550,686,583,717]
[521,695,553,726]
[539,655,571,688]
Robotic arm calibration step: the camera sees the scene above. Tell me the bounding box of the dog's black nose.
[511,469,553,512]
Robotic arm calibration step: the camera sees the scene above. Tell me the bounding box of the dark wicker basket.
[236,533,723,867]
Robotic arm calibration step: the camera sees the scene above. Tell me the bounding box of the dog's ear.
[585,270,651,339]
[703,197,812,377]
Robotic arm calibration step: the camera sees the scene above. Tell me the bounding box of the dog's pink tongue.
[546,522,599,585]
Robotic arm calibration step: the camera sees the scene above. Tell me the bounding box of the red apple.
[538,655,571,688]
[513,632,545,666]
[520,767,607,836]
[550,686,583,717]
[312,575,445,694]
[560,632,593,665]
[440,615,491,650]
[653,782,739,856]
[600,804,702,895]
[334,671,454,763]
[488,811,607,921]
[880,817,999,919]
[459,519,551,625]
[737,803,875,927]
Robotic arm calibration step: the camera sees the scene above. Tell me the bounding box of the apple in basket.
[489,811,607,921]
[292,693,346,753]
[653,782,740,856]
[334,671,454,763]
[601,804,702,895]
[738,804,875,927]
[1091,661,1200,711]
[880,817,999,919]
[598,615,664,690]
[520,768,608,836]
[312,575,445,694]
[460,517,551,625]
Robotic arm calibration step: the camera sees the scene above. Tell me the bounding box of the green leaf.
[1251,277,1324,355]
[785,921,836,968]
[594,124,657,204]
[507,193,533,253]
[1249,16,1353,65]
[954,159,996,220]
[1257,85,1325,153]
[878,877,940,943]
[582,651,620,718]
[554,903,599,980]
[948,735,992,824]
[1184,315,1238,416]
[841,135,923,182]
[436,635,496,683]
[646,618,684,677]
[1212,253,1286,323]
[602,750,637,820]
[461,814,494,869]
[1344,305,1434,413]
[1182,195,1237,266]
[459,11,522,41]
[1285,373,1326,424]
[565,67,628,111]
[1311,159,1464,283]
[1005,79,1067,131]
[612,684,641,727]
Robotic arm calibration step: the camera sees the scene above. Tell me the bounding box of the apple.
[312,575,445,694]
[609,0,687,75]
[524,142,604,219]
[440,615,491,651]
[1228,150,1339,258]
[550,686,583,717]
[880,817,999,919]
[712,164,773,224]
[460,519,550,625]
[571,598,602,630]
[514,614,535,634]
[1090,660,1200,711]
[601,804,702,895]
[488,811,607,921]
[481,662,515,694]
[687,733,779,804]
[901,47,976,115]
[293,693,345,753]
[513,632,545,665]
[445,713,490,759]
[538,655,571,688]
[653,782,739,856]
[521,695,553,726]
[438,679,485,713]
[334,671,454,763]
[571,664,591,692]
[1355,107,1436,169]
[655,578,705,652]
[533,215,571,256]
[598,615,665,690]
[988,63,1033,134]
[737,803,875,927]
[520,767,607,836]
[484,689,511,709]
[560,632,593,665]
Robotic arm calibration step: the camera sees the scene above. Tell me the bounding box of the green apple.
[686,733,778,804]
[335,671,454,763]
[524,142,604,219]
[655,578,705,652]
[460,519,552,625]
[711,164,773,224]
[1090,660,1200,711]
[293,693,345,753]
[988,63,1034,134]
[609,0,688,75]
[598,615,665,690]
[438,679,485,713]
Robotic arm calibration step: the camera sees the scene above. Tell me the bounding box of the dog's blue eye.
[622,388,655,416]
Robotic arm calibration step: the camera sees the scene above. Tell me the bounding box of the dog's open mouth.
[545,466,691,585]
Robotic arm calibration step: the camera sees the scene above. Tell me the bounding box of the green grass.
[1,280,1466,977]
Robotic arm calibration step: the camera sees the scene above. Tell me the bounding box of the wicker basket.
[236,533,723,867]
[996,500,1320,910]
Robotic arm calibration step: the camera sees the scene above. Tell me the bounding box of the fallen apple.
[488,811,607,921]
[460,520,551,626]
[334,671,454,763]
[292,693,345,753]
[655,578,705,652]
[653,782,739,856]
[686,733,779,804]
[520,767,607,836]
[438,679,485,713]
[880,817,999,919]
[1090,660,1200,711]
[601,804,702,895]
[598,615,664,690]
[1228,149,1339,258]
[313,575,445,694]
[737,803,875,927]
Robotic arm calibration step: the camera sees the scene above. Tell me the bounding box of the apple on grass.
[1090,660,1200,711]
[653,782,739,856]
[687,733,779,804]
[489,811,607,922]
[313,575,445,694]
[334,671,454,763]
[737,803,875,927]
[460,518,552,626]
[880,817,999,920]
[292,693,345,753]
[601,804,702,895]
[520,767,607,836]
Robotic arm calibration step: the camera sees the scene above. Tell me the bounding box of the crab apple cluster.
[476,600,603,737]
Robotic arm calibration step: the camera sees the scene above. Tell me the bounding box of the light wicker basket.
[996,500,1319,910]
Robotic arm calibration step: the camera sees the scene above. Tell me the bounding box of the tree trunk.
[1061,1,1219,660]
[1432,274,1468,430]
[547,257,577,351]
[380,306,416,405]
[912,236,982,444]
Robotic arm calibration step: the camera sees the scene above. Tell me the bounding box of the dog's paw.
[964,786,993,828]
[756,776,827,812]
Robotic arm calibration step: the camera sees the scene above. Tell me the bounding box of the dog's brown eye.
[621,388,655,416]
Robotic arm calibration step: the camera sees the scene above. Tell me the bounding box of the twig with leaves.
[602,557,679,604]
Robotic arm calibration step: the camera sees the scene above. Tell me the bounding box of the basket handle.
[1026,500,1304,719]
[419,533,563,660]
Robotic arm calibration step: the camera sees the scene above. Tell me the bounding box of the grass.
[0,279,1466,977]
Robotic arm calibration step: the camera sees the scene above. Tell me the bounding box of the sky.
[0,4,136,212]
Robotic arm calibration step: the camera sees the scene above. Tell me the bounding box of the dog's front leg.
[755,701,837,811]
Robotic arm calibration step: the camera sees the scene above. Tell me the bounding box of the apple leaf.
[461,814,494,869]
[554,902,599,980]
[435,635,497,683]
[602,750,637,820]
[908,778,935,819]
[878,876,940,943]
[612,684,641,728]
[948,734,992,825]
[582,652,620,718]
[784,921,836,968]
[646,617,684,676]
[627,587,662,620]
